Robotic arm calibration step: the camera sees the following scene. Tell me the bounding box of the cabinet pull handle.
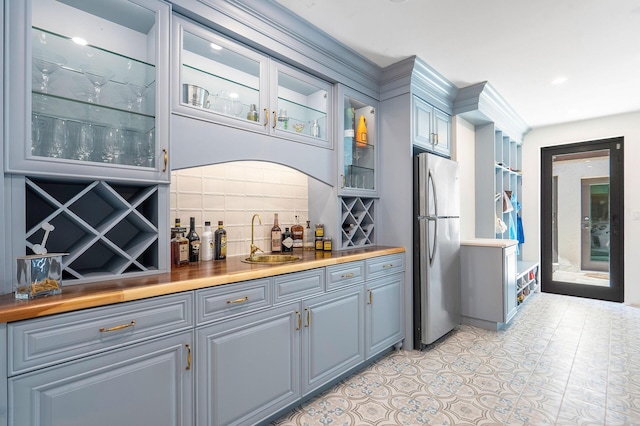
[295,311,301,330]
[99,321,135,333]
[341,174,345,188]
[304,308,310,327]
[226,296,249,304]
[382,263,394,269]
[272,111,277,129]
[341,272,354,278]
[162,149,168,172]
[368,289,373,305]
[263,108,269,127]
[185,344,192,370]
[433,133,439,145]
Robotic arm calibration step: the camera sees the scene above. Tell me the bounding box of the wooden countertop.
[0,246,405,323]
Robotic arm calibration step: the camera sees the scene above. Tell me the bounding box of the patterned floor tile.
[272,293,640,426]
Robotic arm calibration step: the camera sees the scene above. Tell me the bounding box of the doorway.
[541,137,624,302]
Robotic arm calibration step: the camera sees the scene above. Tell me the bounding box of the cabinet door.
[433,108,452,158]
[9,331,193,426]
[196,302,301,426]
[337,84,378,196]
[366,273,404,358]
[271,62,332,148]
[172,15,269,134]
[302,285,365,395]
[412,95,433,151]
[504,245,518,323]
[5,0,171,182]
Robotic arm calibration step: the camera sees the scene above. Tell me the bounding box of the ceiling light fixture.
[389,0,409,3]
[210,42,222,51]
[552,77,568,85]
[72,37,88,46]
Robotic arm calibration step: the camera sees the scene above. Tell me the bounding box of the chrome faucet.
[250,213,263,260]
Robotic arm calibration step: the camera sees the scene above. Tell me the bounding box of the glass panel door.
[31,0,158,168]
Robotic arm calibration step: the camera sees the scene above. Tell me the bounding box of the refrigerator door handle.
[428,169,438,218]
[428,217,437,266]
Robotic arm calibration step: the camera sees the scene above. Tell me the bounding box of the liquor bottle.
[355,115,367,147]
[247,104,258,122]
[271,213,282,253]
[303,220,315,250]
[187,217,200,263]
[311,119,319,138]
[171,218,189,267]
[214,221,227,260]
[291,215,304,249]
[282,227,293,252]
[201,221,214,261]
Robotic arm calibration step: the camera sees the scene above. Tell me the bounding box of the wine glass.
[126,81,153,112]
[48,118,68,158]
[75,122,94,161]
[32,54,66,93]
[31,112,50,156]
[81,67,114,104]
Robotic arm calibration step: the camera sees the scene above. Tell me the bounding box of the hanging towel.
[517,215,525,244]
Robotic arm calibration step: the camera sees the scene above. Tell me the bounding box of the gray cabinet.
[5,0,171,182]
[413,95,451,158]
[6,292,194,426]
[196,302,301,426]
[9,330,193,426]
[302,285,365,395]
[461,239,518,330]
[172,15,332,149]
[366,273,404,358]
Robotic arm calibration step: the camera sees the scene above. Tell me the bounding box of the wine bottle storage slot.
[340,197,375,249]
[25,178,160,284]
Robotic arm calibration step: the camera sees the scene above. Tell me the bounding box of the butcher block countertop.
[0,246,405,323]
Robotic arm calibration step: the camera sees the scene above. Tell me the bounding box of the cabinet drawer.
[8,292,194,376]
[196,278,271,326]
[273,268,324,304]
[366,254,405,279]
[326,261,364,290]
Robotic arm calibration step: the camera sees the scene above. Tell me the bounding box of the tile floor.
[272,292,640,425]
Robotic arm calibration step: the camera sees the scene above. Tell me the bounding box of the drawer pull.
[99,321,135,333]
[382,263,394,269]
[185,344,192,370]
[295,311,301,330]
[341,272,355,279]
[227,296,249,305]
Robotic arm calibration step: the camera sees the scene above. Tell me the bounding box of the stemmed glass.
[75,123,94,161]
[32,54,66,93]
[31,112,50,156]
[48,118,68,158]
[126,81,153,113]
[81,67,114,104]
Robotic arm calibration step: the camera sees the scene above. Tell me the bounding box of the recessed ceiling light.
[210,42,222,51]
[552,77,568,85]
[389,0,409,3]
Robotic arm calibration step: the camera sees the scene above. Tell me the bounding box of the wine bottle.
[304,220,315,250]
[355,115,367,147]
[214,221,227,260]
[171,218,189,267]
[291,215,304,249]
[282,227,293,252]
[187,217,200,263]
[271,213,282,253]
[201,221,213,261]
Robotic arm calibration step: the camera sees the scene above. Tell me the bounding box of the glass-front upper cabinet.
[5,0,170,182]
[173,16,332,149]
[338,85,378,196]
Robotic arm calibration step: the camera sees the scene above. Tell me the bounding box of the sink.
[242,254,302,265]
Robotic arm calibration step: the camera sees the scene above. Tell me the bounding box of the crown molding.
[454,81,530,142]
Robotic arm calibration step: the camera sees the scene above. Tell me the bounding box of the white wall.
[522,111,640,305]
[453,116,476,240]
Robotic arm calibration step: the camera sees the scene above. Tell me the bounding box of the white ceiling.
[274,0,640,129]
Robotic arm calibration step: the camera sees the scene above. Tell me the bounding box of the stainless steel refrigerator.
[413,152,461,349]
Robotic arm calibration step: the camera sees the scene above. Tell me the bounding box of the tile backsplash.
[171,161,309,257]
